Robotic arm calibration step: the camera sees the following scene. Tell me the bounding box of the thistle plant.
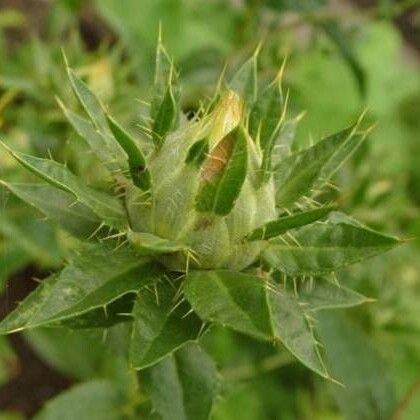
[0,41,400,418]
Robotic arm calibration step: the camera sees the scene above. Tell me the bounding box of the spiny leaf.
[152,83,178,148]
[2,181,101,239]
[248,72,286,184]
[128,231,189,256]
[0,244,160,334]
[106,114,151,191]
[151,36,173,119]
[229,47,259,106]
[66,66,109,135]
[196,126,248,216]
[184,270,329,378]
[298,277,371,311]
[274,125,356,207]
[129,282,202,370]
[246,205,335,241]
[141,343,219,420]
[271,114,302,166]
[320,129,367,182]
[57,98,122,173]
[263,217,400,275]
[1,143,126,228]
[65,67,126,167]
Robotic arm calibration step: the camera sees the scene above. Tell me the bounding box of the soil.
[0,266,72,418]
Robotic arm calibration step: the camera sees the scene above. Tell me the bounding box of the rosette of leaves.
[0,41,400,419]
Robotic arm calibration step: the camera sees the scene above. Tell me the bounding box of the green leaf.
[271,116,300,166]
[35,380,122,420]
[317,313,396,420]
[229,50,258,106]
[130,281,202,369]
[245,205,334,241]
[298,277,370,311]
[152,38,173,119]
[141,343,219,420]
[152,83,178,147]
[263,217,400,275]
[66,67,127,168]
[185,138,209,168]
[2,182,101,238]
[2,143,126,228]
[106,114,151,191]
[195,127,248,216]
[66,66,108,135]
[320,130,366,182]
[57,99,122,173]
[184,270,329,378]
[274,125,355,207]
[128,231,189,255]
[0,245,160,334]
[249,76,284,183]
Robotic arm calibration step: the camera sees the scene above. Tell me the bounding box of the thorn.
[153,282,160,306]
[181,308,195,319]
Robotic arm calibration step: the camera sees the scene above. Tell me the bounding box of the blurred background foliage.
[0,0,419,419]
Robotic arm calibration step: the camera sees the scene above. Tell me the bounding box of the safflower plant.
[0,40,400,418]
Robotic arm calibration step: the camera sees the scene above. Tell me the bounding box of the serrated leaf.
[274,126,355,207]
[106,114,151,191]
[184,270,329,378]
[249,77,284,184]
[128,231,189,255]
[141,343,219,420]
[2,143,126,228]
[66,67,108,135]
[271,116,300,165]
[0,245,160,334]
[58,99,121,172]
[152,39,173,120]
[2,182,101,238]
[196,127,248,216]
[246,205,334,241]
[299,277,370,311]
[130,281,202,370]
[229,51,258,106]
[152,84,178,147]
[66,67,127,168]
[263,218,400,275]
[317,313,396,420]
[320,130,366,182]
[35,380,121,420]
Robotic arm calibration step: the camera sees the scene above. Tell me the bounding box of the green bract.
[0,40,401,416]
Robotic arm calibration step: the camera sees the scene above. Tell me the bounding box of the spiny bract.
[0,40,400,384]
